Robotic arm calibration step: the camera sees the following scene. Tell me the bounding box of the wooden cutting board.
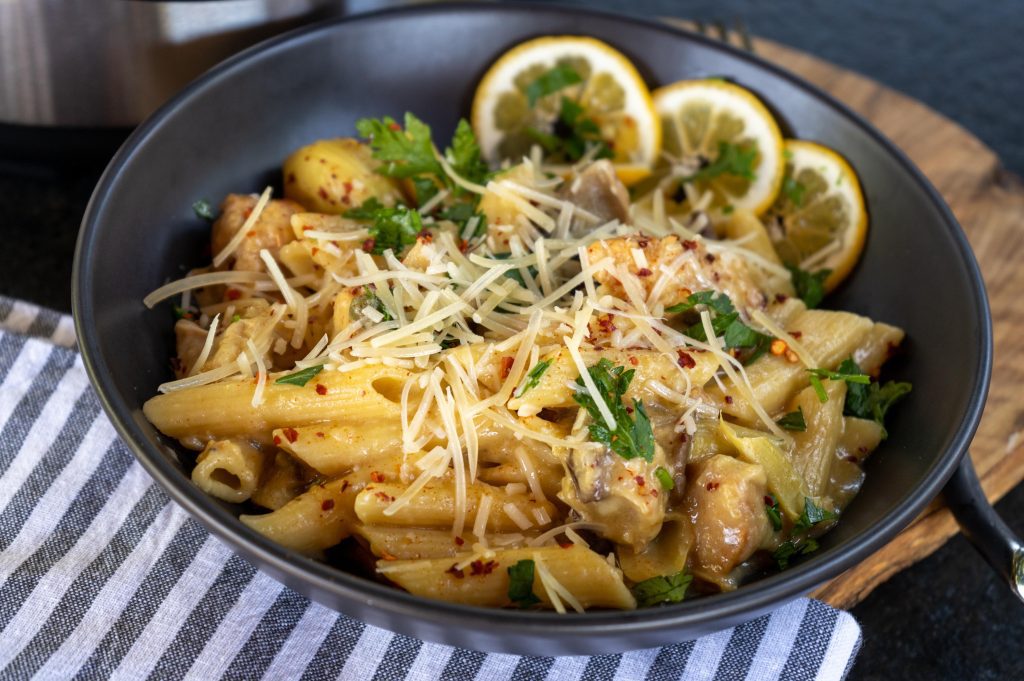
[666,21,1024,608]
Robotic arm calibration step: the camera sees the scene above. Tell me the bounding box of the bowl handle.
[944,455,1024,603]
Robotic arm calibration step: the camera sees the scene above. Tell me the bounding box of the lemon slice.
[764,140,867,291]
[653,79,784,217]
[471,36,660,185]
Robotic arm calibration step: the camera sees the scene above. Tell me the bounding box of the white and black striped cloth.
[0,297,862,680]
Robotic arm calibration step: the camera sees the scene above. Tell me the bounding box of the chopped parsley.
[525,64,583,106]
[776,407,807,432]
[787,265,832,309]
[781,176,807,207]
[840,358,913,438]
[683,141,757,184]
[526,96,613,163]
[275,364,324,387]
[514,359,553,398]
[573,359,655,462]
[444,118,491,191]
[773,537,819,569]
[765,493,783,531]
[654,466,675,491]
[632,570,693,607]
[807,363,870,403]
[343,199,422,255]
[356,286,394,322]
[356,113,444,180]
[507,559,540,608]
[794,497,839,532]
[192,199,216,221]
[230,314,241,324]
[668,291,772,364]
[773,497,838,569]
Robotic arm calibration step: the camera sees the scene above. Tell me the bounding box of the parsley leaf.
[671,290,771,363]
[344,201,422,255]
[525,64,583,107]
[573,359,655,462]
[684,141,757,183]
[807,364,871,403]
[773,537,819,569]
[666,290,735,316]
[507,559,541,608]
[841,359,912,439]
[275,364,324,387]
[445,119,490,189]
[654,466,675,491]
[632,571,693,607]
[794,497,839,532]
[781,176,807,207]
[356,113,443,179]
[356,286,394,322]
[526,96,613,163]
[438,201,488,238]
[776,407,807,432]
[192,199,216,221]
[515,359,553,398]
[787,265,831,309]
[765,493,783,531]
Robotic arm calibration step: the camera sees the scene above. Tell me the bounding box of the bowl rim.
[72,1,993,639]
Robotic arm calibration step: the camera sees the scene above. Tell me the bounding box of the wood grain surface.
[665,21,1024,608]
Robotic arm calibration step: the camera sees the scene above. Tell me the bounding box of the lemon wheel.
[764,139,867,291]
[653,79,784,218]
[471,36,660,185]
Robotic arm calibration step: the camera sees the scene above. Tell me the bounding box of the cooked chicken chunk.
[211,194,305,272]
[684,454,772,576]
[560,160,630,226]
[587,234,767,313]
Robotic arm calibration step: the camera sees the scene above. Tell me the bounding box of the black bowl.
[73,3,992,654]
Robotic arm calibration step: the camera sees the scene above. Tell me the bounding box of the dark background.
[0,1,1021,678]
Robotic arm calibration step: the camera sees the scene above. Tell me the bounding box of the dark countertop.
[1,1,1020,678]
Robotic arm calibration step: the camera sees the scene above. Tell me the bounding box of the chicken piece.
[173,318,208,378]
[560,159,630,226]
[559,441,669,550]
[211,194,305,272]
[587,234,767,313]
[684,454,772,576]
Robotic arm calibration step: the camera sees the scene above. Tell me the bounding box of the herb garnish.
[275,364,325,387]
[526,96,613,163]
[683,141,757,184]
[839,358,912,438]
[794,497,839,531]
[632,570,693,607]
[192,199,216,221]
[573,359,655,462]
[654,466,675,491]
[773,497,838,569]
[764,493,783,531]
[525,64,583,106]
[781,176,807,207]
[773,538,819,569]
[507,559,541,608]
[514,359,553,398]
[668,291,772,365]
[344,199,423,255]
[807,364,870,403]
[776,407,807,432]
[356,286,394,322]
[787,265,831,309]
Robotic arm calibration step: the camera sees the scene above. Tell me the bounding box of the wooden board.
[664,21,1024,608]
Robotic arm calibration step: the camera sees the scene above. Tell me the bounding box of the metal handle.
[943,455,1024,603]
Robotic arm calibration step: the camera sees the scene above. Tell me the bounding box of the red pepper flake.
[634,475,645,487]
[286,172,296,184]
[343,180,354,194]
[453,536,465,546]
[340,480,350,492]
[636,236,650,249]
[418,230,433,244]
[317,187,329,200]
[596,315,616,334]
[636,267,652,277]
[315,383,328,396]
[370,471,386,483]
[775,293,789,303]
[625,405,634,414]
[446,564,465,579]
[682,240,698,250]
[315,431,325,438]
[706,481,720,491]
[469,559,499,576]
[380,550,398,561]
[459,239,469,253]
[246,230,256,238]
[388,121,402,131]
[319,158,327,164]
[724,395,734,404]
[362,238,375,252]
[273,435,282,446]
[282,427,299,443]
[791,331,803,339]
[705,253,716,264]
[676,350,696,369]
[375,491,395,502]
[628,356,639,366]
[770,339,788,356]
[225,288,241,301]
[311,246,319,256]
[500,356,515,380]
[651,489,659,498]
[764,495,774,506]
[846,455,860,463]
[243,208,253,219]
[558,540,574,549]
[321,499,335,511]
[784,349,799,363]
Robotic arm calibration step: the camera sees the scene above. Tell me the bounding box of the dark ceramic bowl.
[73,3,1010,655]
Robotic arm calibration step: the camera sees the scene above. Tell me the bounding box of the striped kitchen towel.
[0,297,862,681]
